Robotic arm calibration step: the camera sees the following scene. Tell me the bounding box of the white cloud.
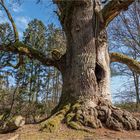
[18,31,23,39]
[0,10,3,17]
[11,3,23,13]
[0,7,30,38]
[15,16,30,39]
[15,16,30,30]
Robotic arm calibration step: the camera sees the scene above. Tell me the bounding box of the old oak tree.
[0,0,140,132]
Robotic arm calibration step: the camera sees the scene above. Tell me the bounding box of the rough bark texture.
[41,0,140,132]
[57,0,111,105]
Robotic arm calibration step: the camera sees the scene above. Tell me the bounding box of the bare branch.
[110,52,140,74]
[1,62,21,69]
[119,13,140,48]
[102,0,134,27]
[6,55,23,69]
[0,0,19,41]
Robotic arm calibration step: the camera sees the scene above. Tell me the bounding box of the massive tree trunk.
[59,6,110,106]
[40,0,140,132]
[55,1,112,115]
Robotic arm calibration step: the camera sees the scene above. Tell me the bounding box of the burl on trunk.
[40,0,140,132]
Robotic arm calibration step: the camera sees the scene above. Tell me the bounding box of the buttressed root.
[40,100,140,132]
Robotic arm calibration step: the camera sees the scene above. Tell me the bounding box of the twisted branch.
[110,52,140,74]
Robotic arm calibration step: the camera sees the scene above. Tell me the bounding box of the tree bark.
[58,0,111,105]
[41,0,140,132]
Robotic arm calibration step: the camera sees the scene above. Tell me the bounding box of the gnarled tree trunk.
[58,1,111,108]
[40,0,140,132]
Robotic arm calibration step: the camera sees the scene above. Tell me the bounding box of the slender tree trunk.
[133,72,140,108]
[52,68,56,104]
[29,61,33,103]
[56,71,59,104]
[41,0,140,132]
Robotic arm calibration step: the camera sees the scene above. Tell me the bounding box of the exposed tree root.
[40,99,140,132]
[40,104,70,132]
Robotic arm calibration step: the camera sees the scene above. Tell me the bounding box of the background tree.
[108,1,140,107]
[0,20,63,124]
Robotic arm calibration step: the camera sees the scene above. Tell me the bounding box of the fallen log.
[0,115,25,133]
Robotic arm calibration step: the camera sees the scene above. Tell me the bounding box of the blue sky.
[0,0,133,103]
[0,0,60,38]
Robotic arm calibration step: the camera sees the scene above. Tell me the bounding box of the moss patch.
[40,113,64,133]
[68,121,81,130]
[66,113,75,123]
[40,104,71,132]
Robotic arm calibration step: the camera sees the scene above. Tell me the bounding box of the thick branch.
[0,0,19,41]
[0,42,58,68]
[110,52,140,74]
[102,0,134,27]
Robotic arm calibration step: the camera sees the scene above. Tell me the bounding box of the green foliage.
[46,24,66,58]
[23,19,47,52]
[0,22,16,69]
[0,22,14,44]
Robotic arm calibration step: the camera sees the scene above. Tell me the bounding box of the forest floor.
[0,125,140,140]
[0,112,140,140]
